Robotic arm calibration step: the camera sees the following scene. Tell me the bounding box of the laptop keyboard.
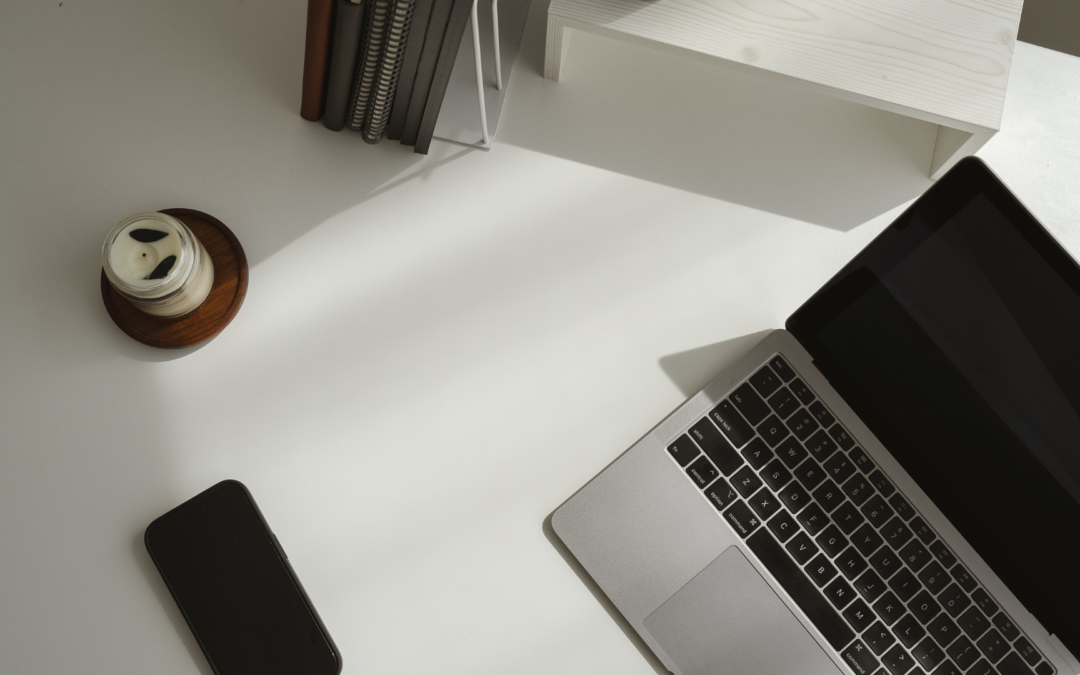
[665,354,1056,675]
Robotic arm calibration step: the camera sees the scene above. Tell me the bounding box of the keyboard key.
[746,529,855,650]
[767,387,800,419]
[688,419,743,475]
[797,502,830,535]
[971,588,998,616]
[913,636,947,671]
[882,644,916,675]
[867,470,895,498]
[969,658,999,675]
[909,589,942,624]
[704,478,738,512]
[842,474,875,506]
[933,660,963,675]
[722,500,762,538]
[741,437,774,469]
[977,629,1010,664]
[869,546,902,579]
[888,568,921,602]
[948,636,980,670]
[757,414,791,447]
[861,495,895,529]
[760,459,792,491]
[852,523,885,557]
[999,652,1039,675]
[824,576,857,609]
[829,424,855,451]
[992,613,1020,642]
[790,378,815,406]
[865,621,897,655]
[812,480,846,512]
[686,456,719,487]
[899,540,933,572]
[786,532,820,565]
[794,458,827,489]
[881,517,914,550]
[779,481,812,514]
[767,509,800,543]
[918,562,952,596]
[928,613,962,648]
[929,541,957,569]
[888,494,915,521]
[666,434,699,466]
[1034,662,1054,675]
[731,465,764,498]
[1014,637,1040,666]
[806,553,838,587]
[831,501,866,535]
[836,547,868,580]
[958,606,991,640]
[850,446,874,473]
[749,365,782,398]
[844,599,876,632]
[748,487,781,520]
[776,436,808,468]
[873,592,907,625]
[708,400,756,448]
[825,452,857,484]
[731,382,771,425]
[854,570,887,603]
[786,409,820,441]
[808,400,835,428]
[894,614,926,648]
[909,517,934,544]
[815,525,849,557]
[951,565,977,593]
[805,429,839,462]
[768,355,796,382]
[939,583,972,618]
[841,640,880,675]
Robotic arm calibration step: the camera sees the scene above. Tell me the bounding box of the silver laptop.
[552,158,1080,675]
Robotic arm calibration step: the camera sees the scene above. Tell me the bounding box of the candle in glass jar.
[102,212,215,319]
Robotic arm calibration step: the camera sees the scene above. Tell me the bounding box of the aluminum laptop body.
[552,159,1080,675]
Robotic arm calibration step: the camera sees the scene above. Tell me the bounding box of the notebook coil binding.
[362,0,416,143]
[347,0,392,133]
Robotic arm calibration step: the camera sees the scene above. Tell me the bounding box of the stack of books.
[300,0,473,154]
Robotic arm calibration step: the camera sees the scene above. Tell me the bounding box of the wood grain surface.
[100,209,248,349]
[547,0,1022,131]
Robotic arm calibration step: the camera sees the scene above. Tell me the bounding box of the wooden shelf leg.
[545,16,571,81]
[930,126,996,180]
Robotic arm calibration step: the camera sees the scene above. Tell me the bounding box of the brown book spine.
[300,0,336,122]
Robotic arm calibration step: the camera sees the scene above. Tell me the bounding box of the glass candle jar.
[101,212,215,318]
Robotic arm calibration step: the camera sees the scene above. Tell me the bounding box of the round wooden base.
[101,208,248,349]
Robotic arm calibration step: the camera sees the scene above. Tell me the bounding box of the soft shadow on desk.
[542,514,670,675]
[131,532,215,675]
[659,330,773,397]
[500,0,934,231]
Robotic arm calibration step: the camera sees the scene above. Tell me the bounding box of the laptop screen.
[788,159,1080,657]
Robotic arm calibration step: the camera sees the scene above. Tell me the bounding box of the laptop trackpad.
[643,546,842,675]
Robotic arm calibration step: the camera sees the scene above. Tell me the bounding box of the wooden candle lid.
[101,208,248,349]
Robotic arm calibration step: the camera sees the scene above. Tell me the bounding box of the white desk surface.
[1,1,1078,674]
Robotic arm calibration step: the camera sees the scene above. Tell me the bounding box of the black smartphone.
[145,480,342,675]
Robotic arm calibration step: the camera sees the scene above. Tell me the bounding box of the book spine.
[385,0,435,140]
[398,0,455,145]
[361,0,416,143]
[413,0,472,154]
[346,0,392,133]
[300,0,337,122]
[323,0,366,131]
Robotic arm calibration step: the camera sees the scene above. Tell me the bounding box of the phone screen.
[145,480,341,675]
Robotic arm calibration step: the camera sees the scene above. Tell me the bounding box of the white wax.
[108,219,184,286]
[138,241,215,318]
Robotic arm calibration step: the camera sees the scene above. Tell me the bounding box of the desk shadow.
[659,331,773,397]
[131,532,215,675]
[542,513,670,675]
[500,0,934,231]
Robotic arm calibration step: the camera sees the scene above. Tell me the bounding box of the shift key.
[708,400,755,448]
[689,418,744,476]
